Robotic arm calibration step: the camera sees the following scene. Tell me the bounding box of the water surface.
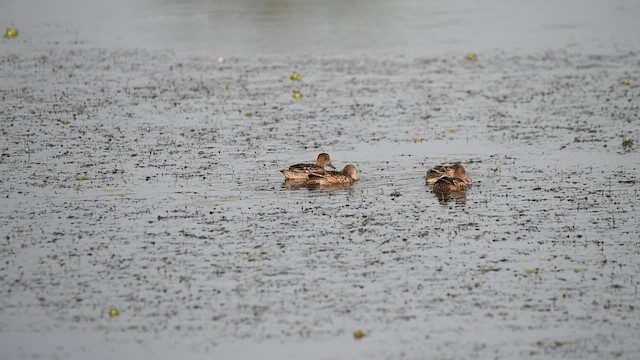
[2,0,639,55]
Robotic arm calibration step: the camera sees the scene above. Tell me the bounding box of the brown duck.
[280,153,336,180]
[304,164,359,186]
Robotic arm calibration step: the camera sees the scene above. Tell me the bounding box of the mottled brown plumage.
[426,163,472,185]
[280,153,336,180]
[432,176,469,193]
[304,164,359,186]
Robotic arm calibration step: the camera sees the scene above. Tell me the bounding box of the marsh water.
[3,0,640,56]
[1,1,639,359]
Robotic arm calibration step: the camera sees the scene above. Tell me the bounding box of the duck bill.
[464,177,472,184]
[328,162,336,169]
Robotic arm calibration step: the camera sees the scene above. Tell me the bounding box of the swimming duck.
[426,163,472,185]
[304,164,359,186]
[280,153,336,180]
[432,176,469,193]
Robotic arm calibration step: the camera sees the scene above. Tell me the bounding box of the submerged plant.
[622,138,634,152]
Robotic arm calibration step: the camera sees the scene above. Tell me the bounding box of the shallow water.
[0,46,639,359]
[1,2,640,358]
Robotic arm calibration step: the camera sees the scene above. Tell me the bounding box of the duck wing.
[288,163,323,172]
[307,170,329,178]
[426,165,452,183]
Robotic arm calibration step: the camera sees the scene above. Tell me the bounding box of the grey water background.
[2,0,639,55]
[1,1,640,359]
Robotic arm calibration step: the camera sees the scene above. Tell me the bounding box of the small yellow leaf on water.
[109,308,120,317]
[466,53,478,61]
[62,119,70,125]
[621,79,630,86]
[5,28,18,39]
[292,91,303,100]
[525,268,538,275]
[353,330,365,340]
[78,175,88,181]
[414,136,423,143]
[290,73,302,81]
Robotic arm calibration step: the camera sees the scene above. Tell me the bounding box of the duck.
[432,176,469,193]
[304,164,359,186]
[280,153,336,180]
[426,163,472,185]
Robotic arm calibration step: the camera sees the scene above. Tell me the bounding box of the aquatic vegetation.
[5,28,18,39]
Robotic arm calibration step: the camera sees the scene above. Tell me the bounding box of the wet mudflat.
[0,48,639,359]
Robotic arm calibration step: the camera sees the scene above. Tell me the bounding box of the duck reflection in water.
[432,186,468,205]
[282,179,358,192]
